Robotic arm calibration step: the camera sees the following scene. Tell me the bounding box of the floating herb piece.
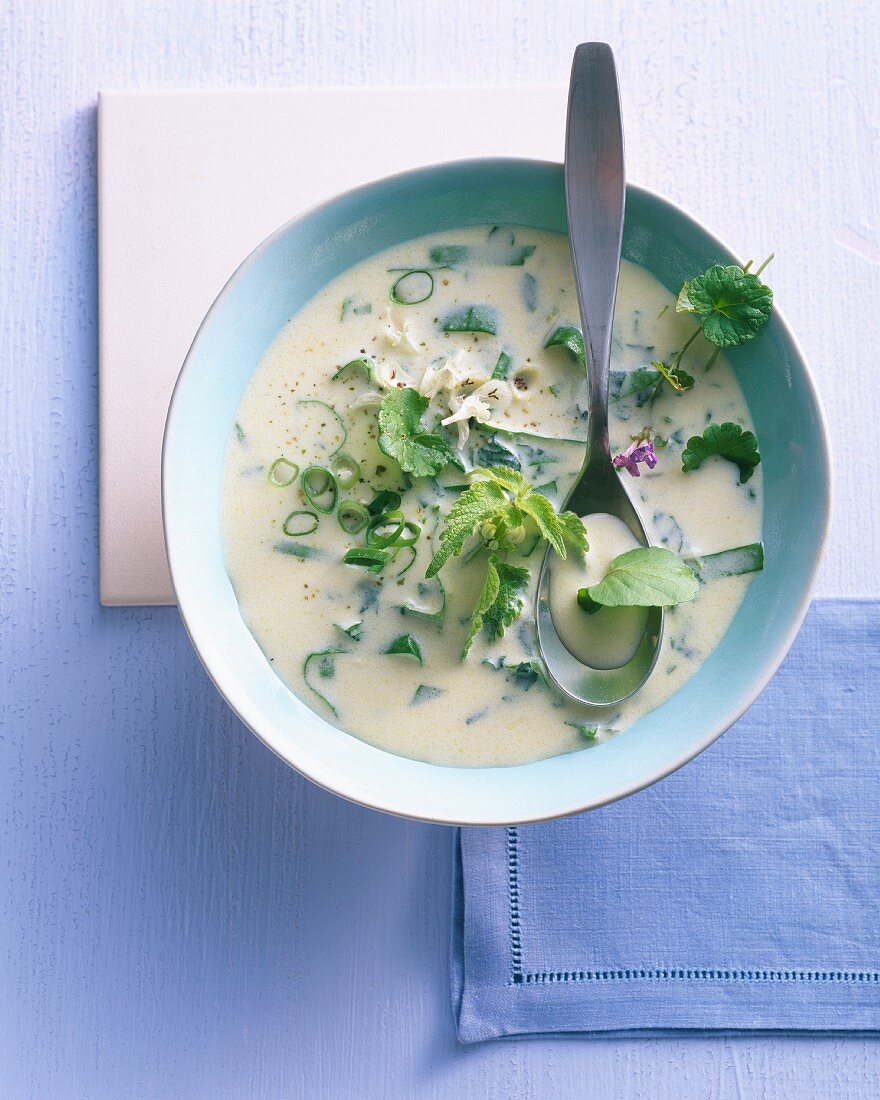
[234,422,247,445]
[491,351,512,380]
[583,546,699,609]
[283,509,319,537]
[441,306,497,335]
[475,436,521,471]
[401,578,446,623]
[267,456,299,487]
[650,359,695,394]
[378,387,457,477]
[274,541,317,559]
[685,542,764,580]
[429,242,536,267]
[681,422,761,483]
[521,273,538,312]
[463,553,530,656]
[511,661,545,691]
[303,647,347,718]
[335,621,363,641]
[367,489,402,516]
[677,261,773,347]
[390,269,434,305]
[412,684,445,705]
[544,325,585,366]
[385,633,424,663]
[340,297,371,321]
[332,357,374,383]
[337,500,370,535]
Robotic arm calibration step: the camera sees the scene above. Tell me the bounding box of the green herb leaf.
[426,479,508,577]
[303,647,347,718]
[412,684,444,705]
[441,305,497,335]
[519,492,587,558]
[681,422,762,483]
[585,546,699,609]
[378,387,457,477]
[385,633,424,662]
[335,621,363,641]
[650,359,695,393]
[332,357,374,383]
[544,325,585,366]
[462,553,530,656]
[676,264,773,348]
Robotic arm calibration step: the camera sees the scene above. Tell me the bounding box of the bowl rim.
[162,156,833,826]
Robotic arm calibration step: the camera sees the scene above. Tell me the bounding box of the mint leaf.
[385,633,424,662]
[651,359,694,393]
[544,325,585,366]
[426,480,508,577]
[681,422,761,483]
[378,387,456,477]
[463,554,529,656]
[586,547,699,609]
[676,264,773,348]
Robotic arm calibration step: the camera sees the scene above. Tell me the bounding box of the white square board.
[98,85,566,605]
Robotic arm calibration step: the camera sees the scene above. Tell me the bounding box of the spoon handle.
[565,43,626,465]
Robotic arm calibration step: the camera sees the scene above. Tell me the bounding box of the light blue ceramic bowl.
[163,159,831,825]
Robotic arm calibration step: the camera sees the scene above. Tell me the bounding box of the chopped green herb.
[429,242,536,267]
[511,661,545,691]
[301,465,338,513]
[521,272,538,312]
[544,325,585,366]
[681,422,761,483]
[491,351,513,380]
[335,621,363,641]
[303,647,346,718]
[584,546,699,609]
[332,357,374,383]
[441,305,497,335]
[412,684,445,705]
[385,633,424,663]
[234,422,247,445]
[685,542,764,581]
[650,359,695,394]
[378,387,457,477]
[273,541,317,559]
[401,578,446,623]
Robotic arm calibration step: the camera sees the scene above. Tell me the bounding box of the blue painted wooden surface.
[2,2,879,1096]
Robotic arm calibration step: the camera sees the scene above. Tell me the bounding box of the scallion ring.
[367,489,402,516]
[337,500,369,535]
[267,456,299,487]
[395,519,421,547]
[301,465,338,514]
[394,545,417,578]
[282,509,319,537]
[390,269,434,306]
[366,509,406,549]
[331,453,361,490]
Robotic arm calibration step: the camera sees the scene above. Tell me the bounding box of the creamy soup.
[223,226,762,767]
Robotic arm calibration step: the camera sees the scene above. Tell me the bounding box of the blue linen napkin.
[452,599,880,1041]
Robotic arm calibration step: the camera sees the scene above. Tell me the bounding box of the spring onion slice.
[267,456,299,487]
[367,489,402,516]
[301,466,339,514]
[303,647,347,718]
[441,306,497,335]
[343,547,392,573]
[390,269,434,305]
[294,399,348,456]
[396,519,421,547]
[385,634,423,663]
[366,509,406,549]
[331,452,361,490]
[283,509,319,537]
[332,357,374,383]
[337,500,369,535]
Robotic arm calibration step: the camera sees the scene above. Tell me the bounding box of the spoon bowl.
[536,42,664,706]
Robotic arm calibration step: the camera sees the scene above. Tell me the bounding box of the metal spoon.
[535,42,663,707]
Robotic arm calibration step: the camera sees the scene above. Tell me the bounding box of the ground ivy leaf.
[681,422,762,483]
[586,547,699,609]
[676,264,773,348]
[378,387,456,477]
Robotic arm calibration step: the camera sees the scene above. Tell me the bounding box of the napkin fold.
[452,599,880,1042]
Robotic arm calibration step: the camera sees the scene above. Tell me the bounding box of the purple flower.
[613,435,658,477]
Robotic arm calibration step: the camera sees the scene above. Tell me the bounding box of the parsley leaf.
[650,359,695,394]
[676,264,773,348]
[681,422,762,483]
[584,547,699,609]
[378,387,457,477]
[463,554,529,656]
